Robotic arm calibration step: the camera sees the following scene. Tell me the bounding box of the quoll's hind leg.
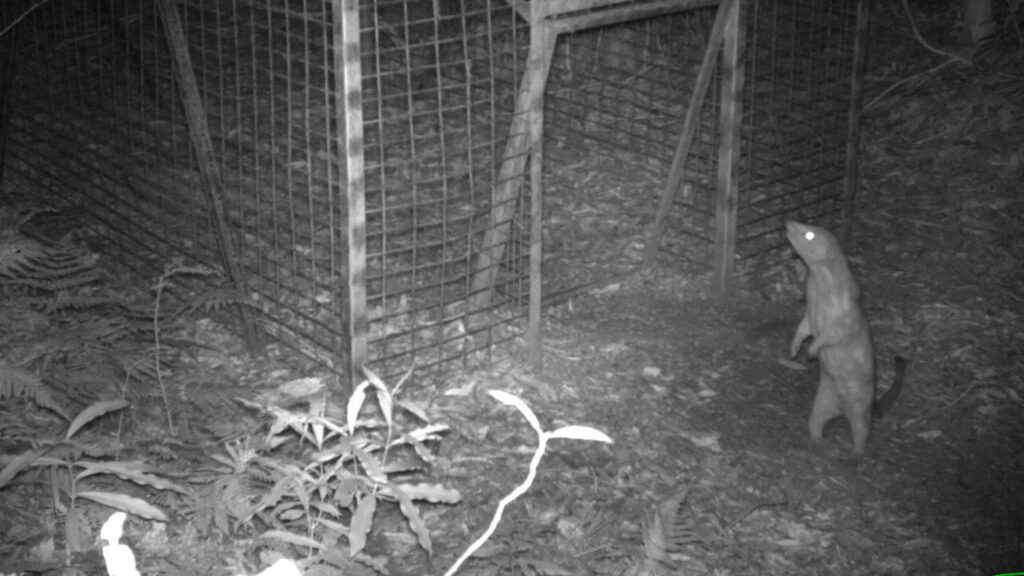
[846,400,872,455]
[809,376,842,444]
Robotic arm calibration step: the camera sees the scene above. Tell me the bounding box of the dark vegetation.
[1,1,1022,575]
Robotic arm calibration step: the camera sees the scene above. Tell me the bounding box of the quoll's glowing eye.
[804,231,815,241]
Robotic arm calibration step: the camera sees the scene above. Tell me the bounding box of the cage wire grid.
[0,0,534,383]
[732,0,859,268]
[0,0,865,381]
[540,0,862,285]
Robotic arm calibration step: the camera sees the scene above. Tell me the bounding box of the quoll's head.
[785,220,840,262]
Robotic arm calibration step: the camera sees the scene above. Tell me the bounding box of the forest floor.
[399,4,1024,574]
[402,5,1024,575]
[1,2,1021,576]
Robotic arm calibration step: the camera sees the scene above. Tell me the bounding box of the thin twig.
[0,0,51,38]
[898,0,972,65]
[722,501,788,533]
[942,382,979,411]
[867,0,977,110]
[865,59,956,110]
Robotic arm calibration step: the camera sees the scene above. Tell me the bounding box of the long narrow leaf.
[259,530,325,550]
[390,365,415,397]
[390,482,461,504]
[548,425,613,443]
[66,400,129,440]
[0,448,48,490]
[74,461,188,494]
[488,391,541,433]
[76,491,168,522]
[351,446,386,484]
[349,493,376,557]
[390,484,432,556]
[360,366,394,427]
[347,380,370,436]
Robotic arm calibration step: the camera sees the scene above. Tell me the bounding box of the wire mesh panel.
[1,0,863,378]
[360,0,530,380]
[0,0,530,382]
[668,0,861,278]
[2,0,209,260]
[544,6,722,291]
[3,0,356,370]
[539,0,863,287]
[733,0,860,274]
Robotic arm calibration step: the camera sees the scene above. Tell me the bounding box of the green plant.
[0,220,248,435]
[0,227,161,418]
[195,367,460,573]
[0,399,187,556]
[148,256,228,431]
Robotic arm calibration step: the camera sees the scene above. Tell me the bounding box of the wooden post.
[155,0,260,349]
[711,0,743,296]
[644,0,737,267]
[467,104,528,319]
[470,0,726,349]
[467,10,557,325]
[333,0,367,391]
[526,18,558,369]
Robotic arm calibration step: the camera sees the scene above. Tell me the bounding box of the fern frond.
[186,468,265,535]
[179,288,251,318]
[47,365,124,407]
[75,316,145,345]
[45,293,125,314]
[0,404,37,439]
[4,272,101,291]
[0,235,99,290]
[79,438,123,459]
[629,484,703,576]
[7,336,94,368]
[0,363,69,420]
[0,303,48,334]
[162,261,219,279]
[116,346,178,382]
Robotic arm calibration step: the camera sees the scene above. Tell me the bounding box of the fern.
[0,231,152,412]
[184,438,273,535]
[44,293,124,313]
[0,362,69,420]
[0,234,99,285]
[0,225,257,442]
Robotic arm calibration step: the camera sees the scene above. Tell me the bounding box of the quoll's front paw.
[789,338,803,359]
[806,340,820,358]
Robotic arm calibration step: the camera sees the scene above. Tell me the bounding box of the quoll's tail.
[874,356,909,418]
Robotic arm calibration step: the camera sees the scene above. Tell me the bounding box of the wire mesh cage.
[0,0,866,382]
[542,5,722,293]
[1,0,535,384]
[538,0,864,289]
[733,0,862,272]
[360,0,531,379]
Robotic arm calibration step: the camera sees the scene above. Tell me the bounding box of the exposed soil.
[1,2,1021,576]
[384,5,1024,572]
[402,5,1024,574]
